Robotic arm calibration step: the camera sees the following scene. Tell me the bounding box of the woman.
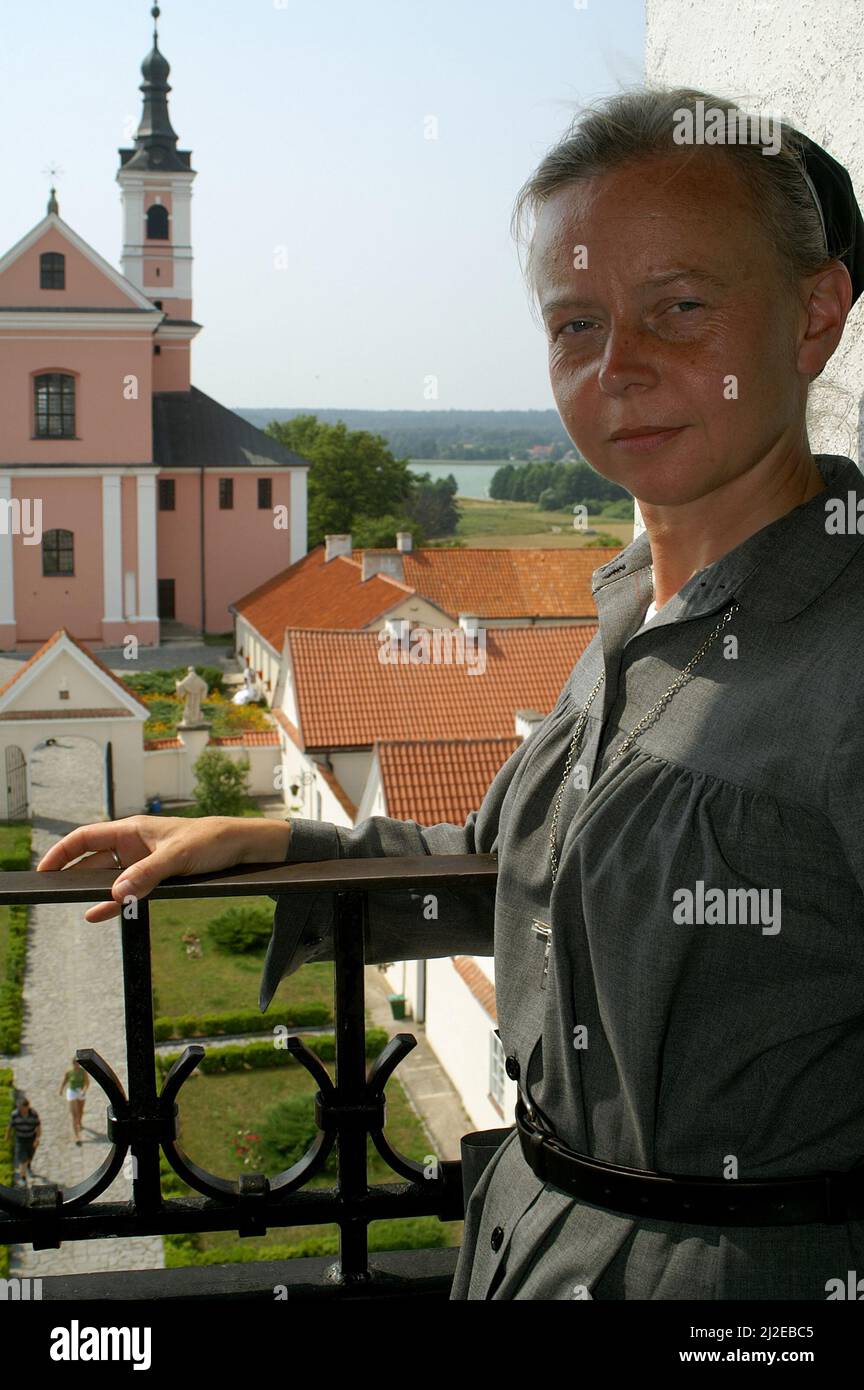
[37,86,864,1300]
[59,1056,90,1145]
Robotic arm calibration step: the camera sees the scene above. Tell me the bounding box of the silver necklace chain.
[548,601,740,885]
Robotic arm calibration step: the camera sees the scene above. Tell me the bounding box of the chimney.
[396,531,413,553]
[361,551,405,582]
[325,533,352,562]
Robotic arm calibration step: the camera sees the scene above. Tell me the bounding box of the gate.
[4,745,27,820]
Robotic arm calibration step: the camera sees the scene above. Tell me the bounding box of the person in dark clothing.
[5,1094,41,1187]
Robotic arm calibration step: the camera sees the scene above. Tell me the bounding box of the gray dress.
[261,452,864,1300]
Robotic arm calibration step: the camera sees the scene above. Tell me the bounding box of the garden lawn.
[0,822,31,870]
[449,497,632,547]
[167,1058,461,1255]
[150,895,333,1019]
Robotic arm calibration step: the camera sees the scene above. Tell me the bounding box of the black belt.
[515,1097,864,1226]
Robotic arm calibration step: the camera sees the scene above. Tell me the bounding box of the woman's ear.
[797,261,854,379]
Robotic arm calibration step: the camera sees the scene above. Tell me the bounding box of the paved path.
[2,737,164,1277]
[0,637,233,690]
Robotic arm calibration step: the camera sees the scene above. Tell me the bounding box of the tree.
[402,472,459,538]
[192,749,252,817]
[266,414,415,547]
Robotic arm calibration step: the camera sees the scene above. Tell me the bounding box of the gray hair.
[511,85,836,315]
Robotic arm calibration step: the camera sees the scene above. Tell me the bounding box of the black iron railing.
[0,855,498,1298]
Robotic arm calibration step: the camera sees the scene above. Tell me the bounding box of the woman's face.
[532,150,811,508]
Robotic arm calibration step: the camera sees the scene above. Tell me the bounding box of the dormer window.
[34,373,76,438]
[40,252,65,289]
[146,204,169,240]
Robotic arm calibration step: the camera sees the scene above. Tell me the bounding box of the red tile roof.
[353,546,621,619]
[233,543,622,650]
[232,548,407,649]
[452,956,497,1020]
[286,624,595,749]
[376,737,521,822]
[210,731,280,746]
[144,731,279,750]
[0,628,149,712]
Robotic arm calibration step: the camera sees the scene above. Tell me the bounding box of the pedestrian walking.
[59,1057,90,1145]
[5,1094,41,1188]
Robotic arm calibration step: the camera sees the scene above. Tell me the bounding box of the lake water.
[408,461,505,499]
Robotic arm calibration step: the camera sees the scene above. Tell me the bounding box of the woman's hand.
[35,815,293,923]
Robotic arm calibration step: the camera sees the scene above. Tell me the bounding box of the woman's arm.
[259,723,542,1008]
[36,816,293,923]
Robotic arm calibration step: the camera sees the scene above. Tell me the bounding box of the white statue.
[175,666,208,725]
[232,663,261,706]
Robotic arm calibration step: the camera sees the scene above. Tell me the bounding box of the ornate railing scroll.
[0,852,498,1285]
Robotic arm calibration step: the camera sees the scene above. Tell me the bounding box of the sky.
[0,0,644,410]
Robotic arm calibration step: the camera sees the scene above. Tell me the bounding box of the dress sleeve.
[258,726,539,1010]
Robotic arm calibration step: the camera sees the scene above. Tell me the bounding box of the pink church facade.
[0,17,309,651]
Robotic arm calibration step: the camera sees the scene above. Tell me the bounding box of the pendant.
[531,919,552,990]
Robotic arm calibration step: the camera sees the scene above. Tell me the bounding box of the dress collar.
[591,454,864,626]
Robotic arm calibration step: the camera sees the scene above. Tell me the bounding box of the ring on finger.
[111,850,122,870]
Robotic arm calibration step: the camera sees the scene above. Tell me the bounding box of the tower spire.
[120,3,190,172]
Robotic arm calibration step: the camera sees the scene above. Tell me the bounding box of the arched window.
[42,528,74,576]
[34,373,76,438]
[146,204,169,240]
[40,252,65,289]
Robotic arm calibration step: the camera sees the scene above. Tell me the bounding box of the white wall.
[645,0,864,463]
[426,955,518,1131]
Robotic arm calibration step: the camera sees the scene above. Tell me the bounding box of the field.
[439,496,634,548]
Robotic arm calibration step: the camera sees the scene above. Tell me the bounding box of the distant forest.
[247,406,633,527]
[237,407,573,461]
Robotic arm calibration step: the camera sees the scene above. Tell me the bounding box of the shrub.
[192,748,253,817]
[258,1094,336,1175]
[207,904,274,954]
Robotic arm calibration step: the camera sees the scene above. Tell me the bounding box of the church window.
[34,373,76,438]
[40,252,65,289]
[146,204,169,239]
[42,528,74,576]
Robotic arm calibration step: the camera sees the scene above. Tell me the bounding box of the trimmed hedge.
[153,1001,333,1043]
[155,1030,389,1076]
[0,1067,14,1278]
[0,906,29,1055]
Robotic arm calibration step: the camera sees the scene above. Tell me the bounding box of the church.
[0,7,310,652]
